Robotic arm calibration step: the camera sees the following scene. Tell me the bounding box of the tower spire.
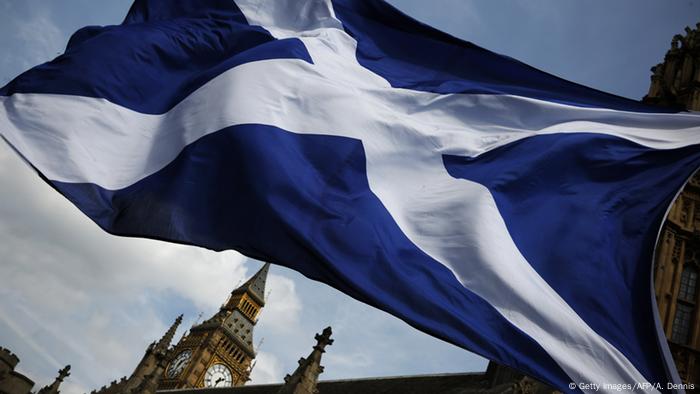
[37,365,70,394]
[158,263,273,390]
[277,327,333,394]
[155,314,183,353]
[225,262,271,310]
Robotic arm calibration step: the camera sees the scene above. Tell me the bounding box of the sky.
[0,0,698,393]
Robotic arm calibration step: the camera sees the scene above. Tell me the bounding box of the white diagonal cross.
[2,1,700,391]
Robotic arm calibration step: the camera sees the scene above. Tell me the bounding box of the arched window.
[671,304,693,344]
[678,265,698,302]
[671,265,698,345]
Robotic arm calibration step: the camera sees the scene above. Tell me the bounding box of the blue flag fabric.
[2,1,700,392]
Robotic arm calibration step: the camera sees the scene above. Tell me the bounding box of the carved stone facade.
[86,263,270,394]
[653,180,700,383]
[168,361,558,394]
[0,347,35,394]
[159,263,270,390]
[37,366,72,394]
[645,22,700,110]
[90,315,183,394]
[646,23,700,385]
[88,263,556,394]
[0,347,70,394]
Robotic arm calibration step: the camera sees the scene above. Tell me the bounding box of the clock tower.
[158,263,270,390]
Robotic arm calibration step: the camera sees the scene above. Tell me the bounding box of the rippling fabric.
[1,1,699,392]
[331,0,678,112]
[0,0,311,114]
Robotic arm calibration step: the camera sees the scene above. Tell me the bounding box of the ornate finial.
[276,327,334,394]
[58,365,71,381]
[314,326,334,352]
[37,365,71,394]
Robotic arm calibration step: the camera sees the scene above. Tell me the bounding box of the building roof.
[157,372,501,394]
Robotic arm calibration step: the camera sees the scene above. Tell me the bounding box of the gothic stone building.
[1,263,555,394]
[84,264,272,394]
[645,22,700,384]
[0,347,71,394]
[90,263,554,394]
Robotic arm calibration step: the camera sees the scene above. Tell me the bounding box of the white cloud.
[249,351,283,384]
[259,274,302,331]
[324,352,373,370]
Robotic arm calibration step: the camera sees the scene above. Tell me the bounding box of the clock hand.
[215,377,224,386]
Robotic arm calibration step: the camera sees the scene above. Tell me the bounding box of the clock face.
[166,349,192,378]
[204,363,233,387]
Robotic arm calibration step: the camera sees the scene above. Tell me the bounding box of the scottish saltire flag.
[2,0,700,392]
